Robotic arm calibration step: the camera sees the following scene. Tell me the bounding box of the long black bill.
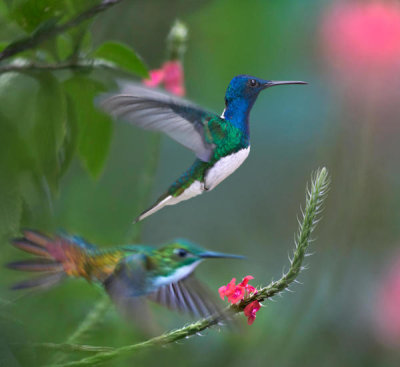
[263,80,308,88]
[200,251,245,260]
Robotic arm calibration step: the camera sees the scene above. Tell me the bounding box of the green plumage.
[167,117,248,196]
[8,230,243,319]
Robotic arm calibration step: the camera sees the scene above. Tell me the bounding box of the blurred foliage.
[0,0,149,241]
[1,0,400,367]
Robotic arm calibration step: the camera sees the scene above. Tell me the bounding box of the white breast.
[204,147,250,190]
[153,261,201,287]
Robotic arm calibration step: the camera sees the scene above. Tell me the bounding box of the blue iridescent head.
[223,75,307,131]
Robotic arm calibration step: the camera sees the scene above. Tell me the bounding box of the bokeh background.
[2,0,400,366]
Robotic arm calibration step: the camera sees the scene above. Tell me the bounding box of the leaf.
[0,42,8,53]
[0,112,31,239]
[10,0,66,33]
[56,34,74,61]
[32,73,67,194]
[59,94,79,177]
[63,76,112,178]
[93,41,149,78]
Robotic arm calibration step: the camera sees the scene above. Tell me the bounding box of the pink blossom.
[243,300,261,325]
[218,278,245,304]
[320,1,400,78]
[218,278,237,301]
[219,275,258,305]
[143,69,164,87]
[143,61,185,96]
[239,275,257,295]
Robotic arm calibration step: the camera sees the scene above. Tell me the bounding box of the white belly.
[204,147,250,190]
[136,180,204,222]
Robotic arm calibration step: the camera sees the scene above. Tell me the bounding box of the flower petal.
[143,69,165,87]
[239,275,254,287]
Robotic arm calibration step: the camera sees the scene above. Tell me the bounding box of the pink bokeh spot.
[143,61,185,97]
[163,61,186,97]
[376,254,400,346]
[320,1,400,77]
[143,69,165,87]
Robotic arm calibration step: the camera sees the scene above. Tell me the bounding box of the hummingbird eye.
[174,248,188,258]
[249,79,258,87]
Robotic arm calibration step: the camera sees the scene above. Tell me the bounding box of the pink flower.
[320,1,400,78]
[143,60,185,96]
[244,300,261,325]
[143,69,164,87]
[218,278,244,304]
[218,275,258,304]
[239,275,257,295]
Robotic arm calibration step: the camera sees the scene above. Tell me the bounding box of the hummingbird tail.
[7,230,92,290]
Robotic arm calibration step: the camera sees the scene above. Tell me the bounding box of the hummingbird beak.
[199,251,246,260]
[262,80,308,89]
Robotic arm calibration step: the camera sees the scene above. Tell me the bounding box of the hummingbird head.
[223,75,307,128]
[153,239,244,282]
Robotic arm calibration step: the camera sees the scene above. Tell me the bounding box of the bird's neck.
[222,98,254,135]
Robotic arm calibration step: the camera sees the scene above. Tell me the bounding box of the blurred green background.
[1,0,400,366]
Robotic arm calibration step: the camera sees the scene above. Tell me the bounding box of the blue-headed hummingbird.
[99,75,307,222]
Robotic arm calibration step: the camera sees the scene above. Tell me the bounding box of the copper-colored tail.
[7,230,89,290]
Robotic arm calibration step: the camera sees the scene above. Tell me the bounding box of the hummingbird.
[99,75,307,223]
[7,230,244,320]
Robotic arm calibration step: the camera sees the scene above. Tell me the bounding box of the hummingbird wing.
[104,254,225,320]
[147,274,225,319]
[103,254,163,334]
[103,253,149,298]
[98,83,218,162]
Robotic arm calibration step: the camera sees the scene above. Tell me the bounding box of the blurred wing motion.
[148,274,225,319]
[104,255,225,320]
[98,83,217,162]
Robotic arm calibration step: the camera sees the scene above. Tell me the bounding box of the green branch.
[0,58,135,75]
[40,167,329,367]
[0,0,124,62]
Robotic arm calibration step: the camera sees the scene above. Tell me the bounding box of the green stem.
[0,59,133,75]
[41,167,330,367]
[0,0,124,62]
[65,298,111,344]
[51,297,111,364]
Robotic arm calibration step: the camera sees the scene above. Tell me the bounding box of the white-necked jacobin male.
[100,75,307,223]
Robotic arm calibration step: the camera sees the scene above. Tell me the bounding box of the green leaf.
[63,76,112,178]
[33,73,67,193]
[56,34,74,61]
[0,42,8,53]
[93,41,149,78]
[59,94,79,177]
[0,111,32,239]
[10,0,66,33]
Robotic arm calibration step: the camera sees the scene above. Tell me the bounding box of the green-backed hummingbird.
[7,230,244,320]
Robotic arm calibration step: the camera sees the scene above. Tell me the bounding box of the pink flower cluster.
[219,275,261,325]
[143,60,185,97]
